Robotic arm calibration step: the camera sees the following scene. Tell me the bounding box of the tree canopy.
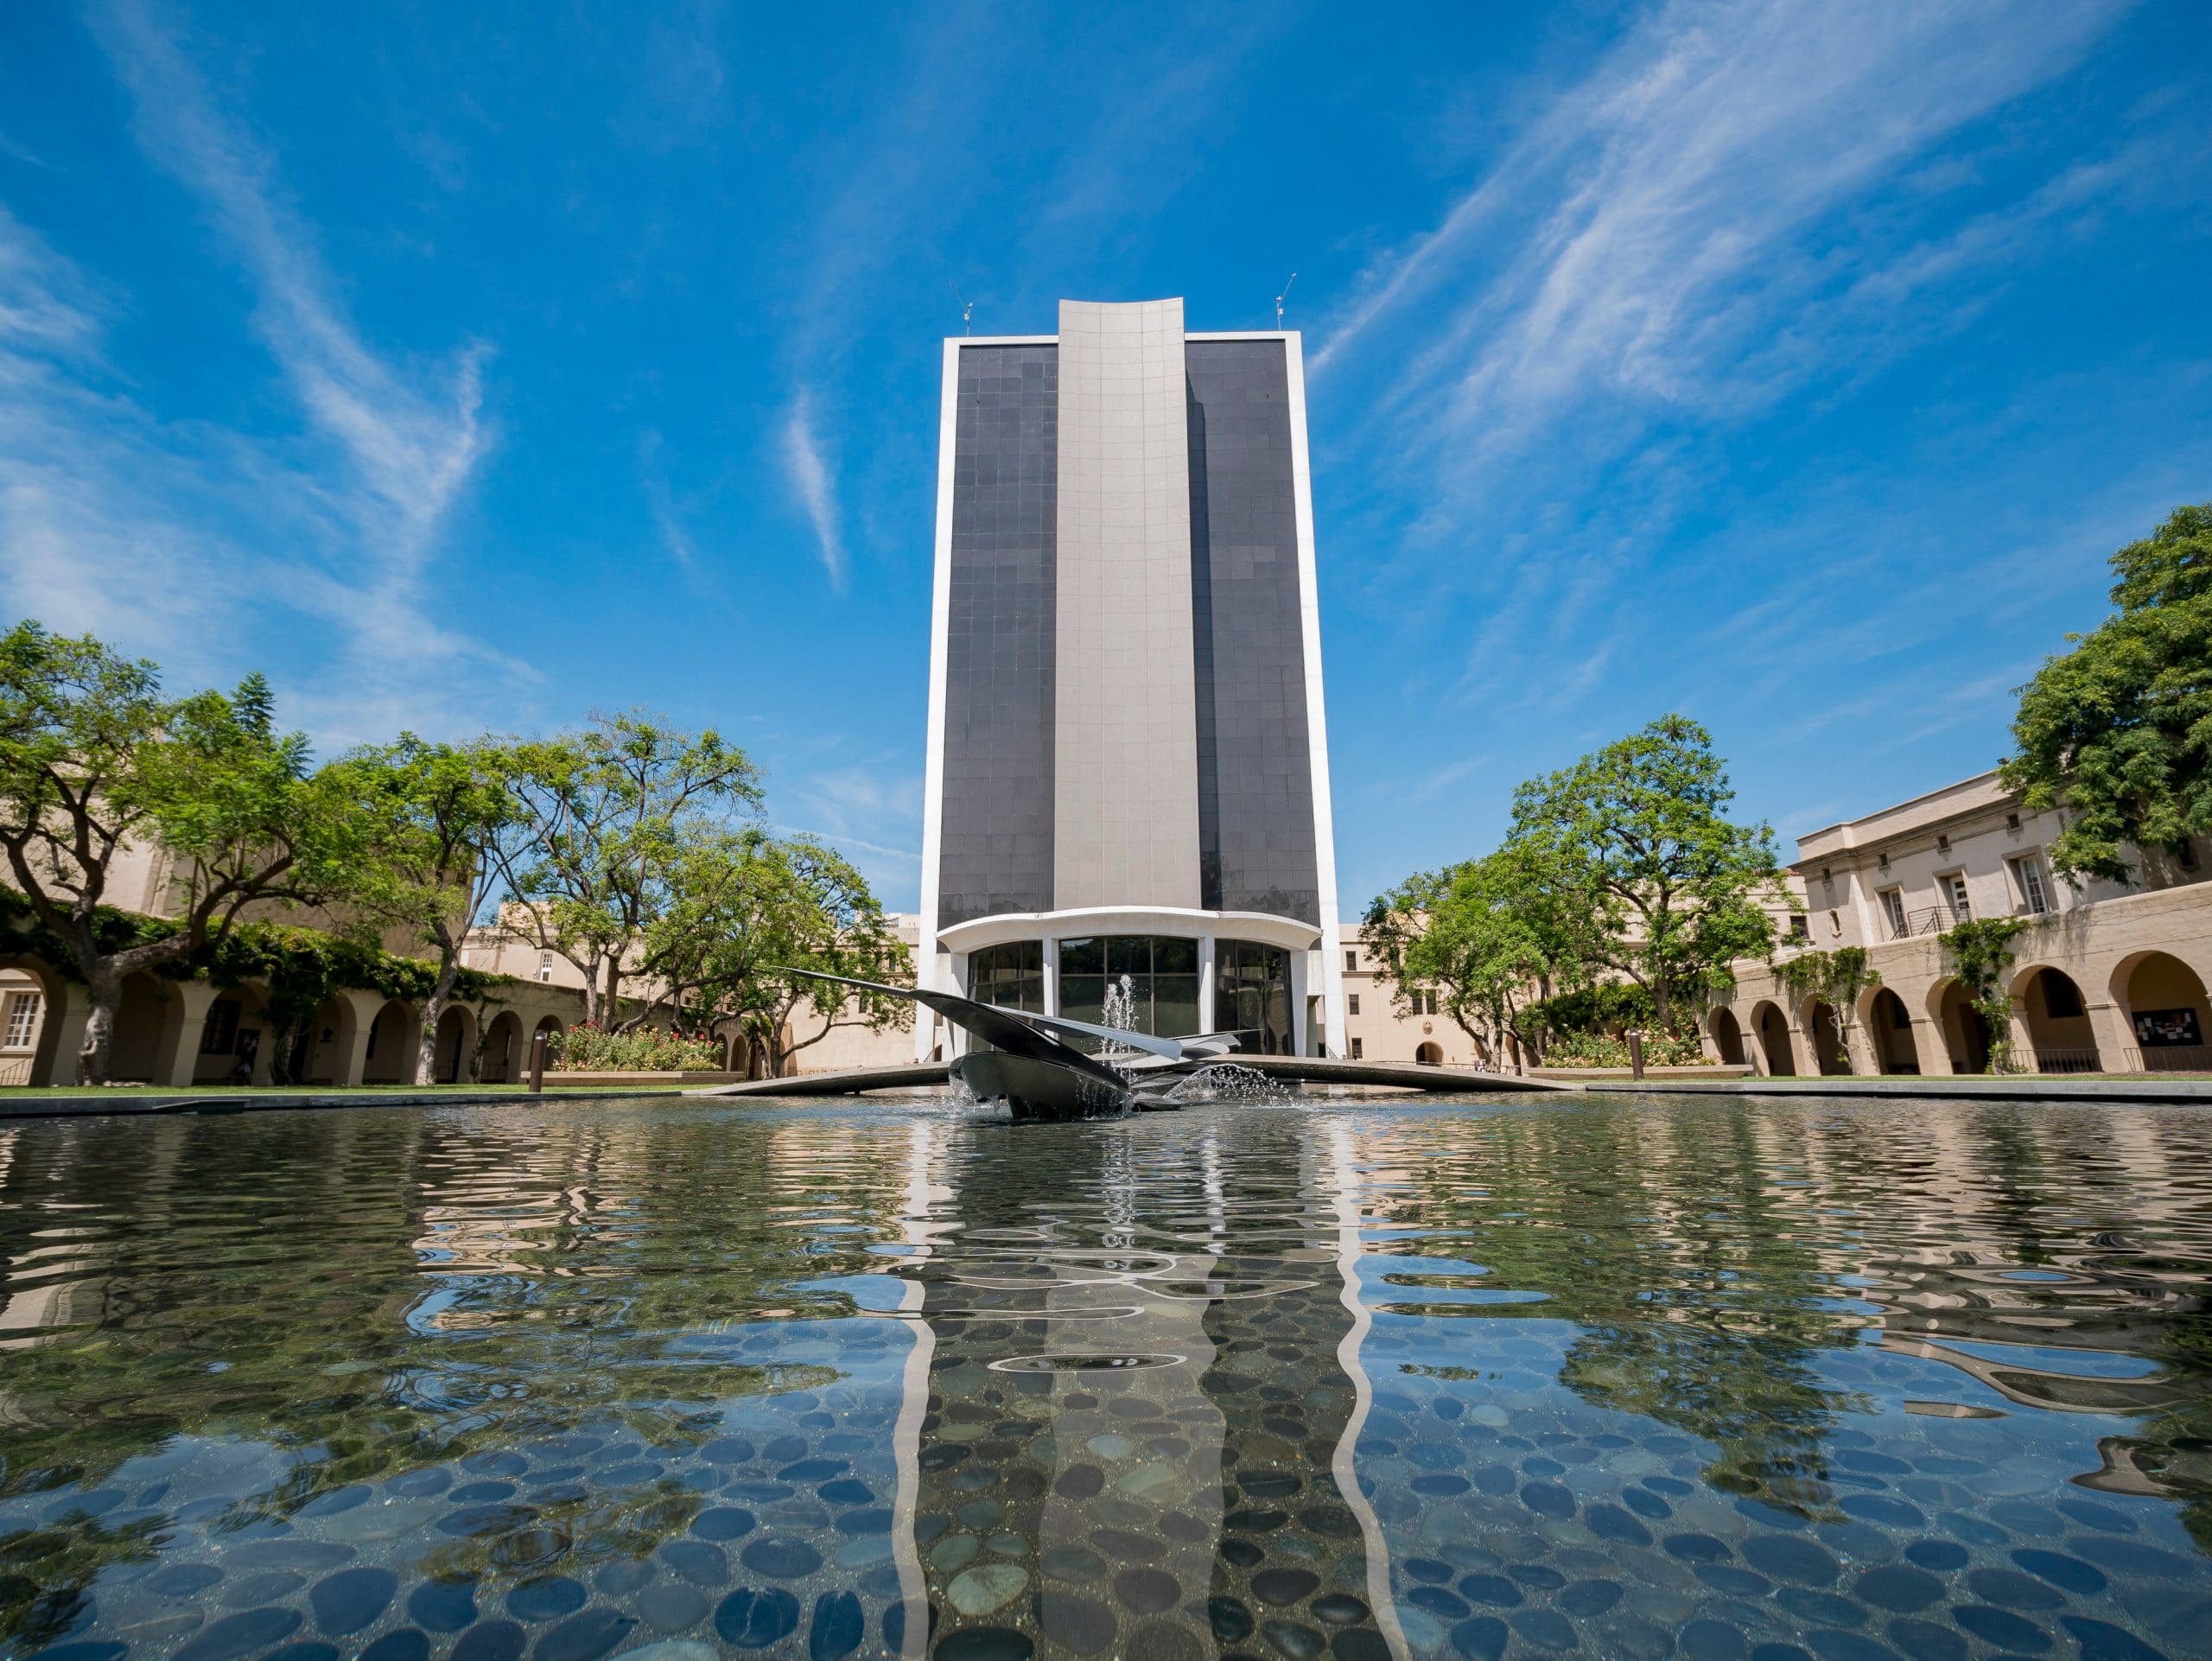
[2002,502,2212,882]
[0,622,365,1082]
[490,711,764,1028]
[1368,716,1787,1061]
[1504,715,1786,1030]
[0,623,912,1085]
[328,735,524,1083]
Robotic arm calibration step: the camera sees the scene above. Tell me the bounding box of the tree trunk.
[414,948,462,1086]
[600,958,623,1031]
[77,963,123,1086]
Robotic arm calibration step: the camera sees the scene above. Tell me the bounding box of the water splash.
[1163,1063,1295,1105]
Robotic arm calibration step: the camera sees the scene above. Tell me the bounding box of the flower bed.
[548,1024,724,1072]
[1541,1029,1707,1068]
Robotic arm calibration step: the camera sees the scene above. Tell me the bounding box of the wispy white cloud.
[1402,754,1487,805]
[1306,0,2145,723]
[638,428,699,576]
[780,391,847,590]
[773,759,924,902]
[0,0,525,742]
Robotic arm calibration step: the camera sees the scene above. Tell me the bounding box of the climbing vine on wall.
[0,888,511,1084]
[1939,918,2031,1074]
[1776,946,1881,1075]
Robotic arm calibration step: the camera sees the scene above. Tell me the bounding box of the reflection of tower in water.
[890,1117,1401,1658]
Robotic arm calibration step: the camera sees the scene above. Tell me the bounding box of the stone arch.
[1414,1041,1442,1066]
[1707,1007,1746,1066]
[1929,978,1990,1075]
[2111,950,2211,1070]
[299,994,359,1085]
[191,983,278,1085]
[480,1011,523,1084]
[106,971,186,1084]
[2009,964,2100,1073]
[1748,999,1795,1076]
[1861,986,1919,1074]
[529,1014,566,1074]
[435,1004,478,1084]
[0,957,71,1085]
[1799,996,1845,1075]
[362,999,418,1085]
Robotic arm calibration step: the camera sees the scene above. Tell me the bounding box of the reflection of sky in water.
[0,1094,2205,1659]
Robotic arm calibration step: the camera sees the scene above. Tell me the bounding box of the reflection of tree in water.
[1356,1097,2212,1531]
[1365,1104,1867,1511]
[0,1106,905,1647]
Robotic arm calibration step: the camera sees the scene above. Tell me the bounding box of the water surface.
[2,1093,2208,1660]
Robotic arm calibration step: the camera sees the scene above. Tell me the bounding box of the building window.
[1214,939,1293,1055]
[2177,838,2199,872]
[1828,910,1842,937]
[200,997,242,1055]
[1413,990,1440,1015]
[969,940,1046,1015]
[1350,1037,1363,1060]
[1058,936,1202,1042]
[1942,872,1972,920]
[2010,856,2050,915]
[1787,913,1809,941]
[1347,993,1360,1017]
[2,992,41,1050]
[1344,949,1358,972]
[1879,888,1908,939]
[537,951,555,983]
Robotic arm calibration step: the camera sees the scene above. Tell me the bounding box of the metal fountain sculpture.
[784,968,1243,1122]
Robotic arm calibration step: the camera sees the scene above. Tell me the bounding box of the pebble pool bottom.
[0,1092,2207,1661]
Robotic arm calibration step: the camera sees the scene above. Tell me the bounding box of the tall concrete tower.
[917,298,1343,1060]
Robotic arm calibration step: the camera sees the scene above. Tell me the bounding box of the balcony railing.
[1890,904,1968,940]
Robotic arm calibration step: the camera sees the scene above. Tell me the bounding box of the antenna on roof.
[1274,270,1298,329]
[949,282,974,335]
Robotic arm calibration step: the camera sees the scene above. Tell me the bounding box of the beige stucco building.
[1706,770,2212,1076]
[0,843,585,1089]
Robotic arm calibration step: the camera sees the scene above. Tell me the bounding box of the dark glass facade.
[1216,939,1293,1055]
[968,941,1044,1013]
[1185,340,1321,925]
[933,329,1325,960]
[938,346,1058,927]
[1058,936,1201,1041]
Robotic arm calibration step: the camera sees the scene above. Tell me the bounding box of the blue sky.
[3,1,2208,916]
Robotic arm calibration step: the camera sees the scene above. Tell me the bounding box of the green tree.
[0,623,358,1084]
[329,735,522,1085]
[490,712,761,1028]
[2002,503,2212,882]
[670,833,911,1076]
[1365,849,1570,1068]
[1506,715,1788,1032]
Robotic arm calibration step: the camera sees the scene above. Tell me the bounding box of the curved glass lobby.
[965,930,1297,1054]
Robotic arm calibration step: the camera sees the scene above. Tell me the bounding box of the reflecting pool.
[2,1093,2209,1660]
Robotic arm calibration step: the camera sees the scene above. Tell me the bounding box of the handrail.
[1891,903,1968,940]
